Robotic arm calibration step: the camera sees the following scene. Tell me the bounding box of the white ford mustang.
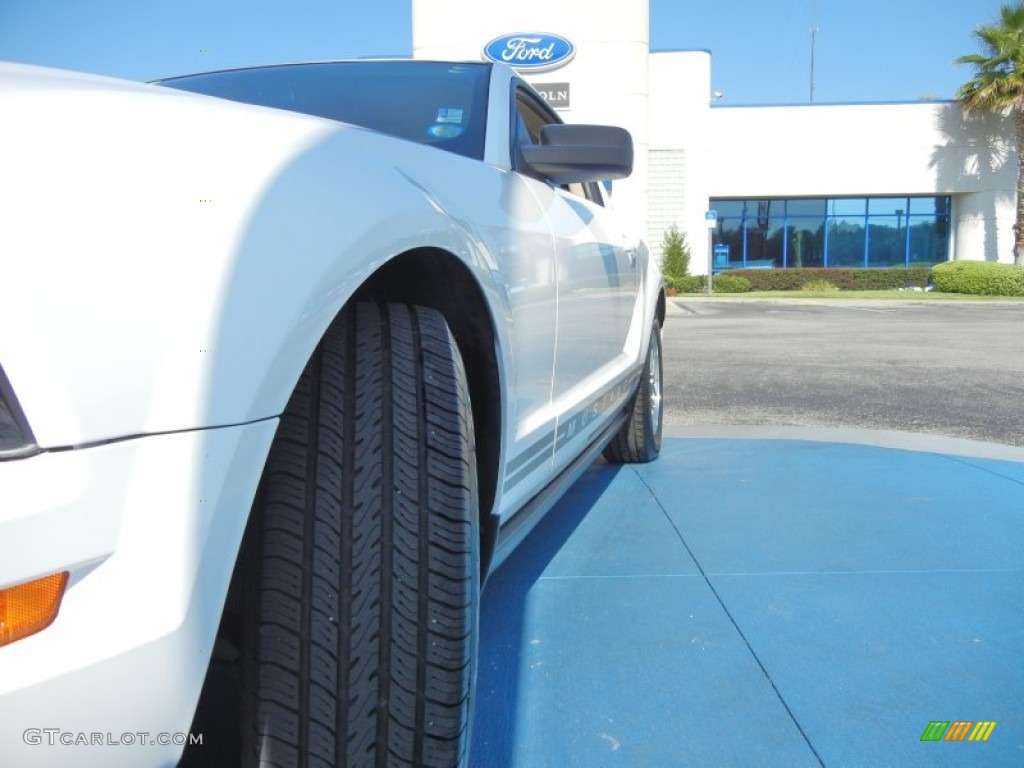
[0,59,664,767]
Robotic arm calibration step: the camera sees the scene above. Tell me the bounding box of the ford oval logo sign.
[482,33,576,73]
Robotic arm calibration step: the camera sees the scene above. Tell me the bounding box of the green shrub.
[671,275,704,293]
[710,274,751,293]
[660,226,691,283]
[931,261,1024,296]
[852,266,932,289]
[720,267,932,291]
[801,279,839,292]
[666,274,750,293]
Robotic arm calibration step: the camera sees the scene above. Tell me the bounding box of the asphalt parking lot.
[661,299,1024,447]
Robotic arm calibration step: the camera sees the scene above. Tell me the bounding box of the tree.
[957,3,1024,266]
[660,225,691,288]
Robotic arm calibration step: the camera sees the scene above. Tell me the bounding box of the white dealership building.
[413,0,1015,273]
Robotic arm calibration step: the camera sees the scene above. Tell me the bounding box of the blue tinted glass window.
[868,197,909,215]
[744,201,784,267]
[715,216,745,269]
[907,197,927,215]
[829,198,866,217]
[827,218,866,267]
[787,219,824,268]
[713,200,746,218]
[785,199,826,218]
[909,196,944,214]
[868,218,906,267]
[713,200,746,269]
[710,195,949,268]
[908,212,950,265]
[158,61,491,160]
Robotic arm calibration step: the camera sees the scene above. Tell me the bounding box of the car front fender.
[0,64,507,449]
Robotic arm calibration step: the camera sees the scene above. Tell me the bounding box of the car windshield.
[156,60,491,160]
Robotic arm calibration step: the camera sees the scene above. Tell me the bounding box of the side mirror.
[521,124,633,185]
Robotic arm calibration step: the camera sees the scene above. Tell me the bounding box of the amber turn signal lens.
[0,572,69,648]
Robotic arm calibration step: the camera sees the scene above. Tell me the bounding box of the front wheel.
[240,302,479,767]
[604,320,663,463]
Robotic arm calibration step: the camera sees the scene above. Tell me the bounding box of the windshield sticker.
[436,108,464,125]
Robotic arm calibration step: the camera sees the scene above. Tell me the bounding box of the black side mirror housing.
[521,124,633,185]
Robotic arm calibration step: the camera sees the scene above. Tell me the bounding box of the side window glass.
[566,182,587,199]
[513,93,546,181]
[512,112,533,163]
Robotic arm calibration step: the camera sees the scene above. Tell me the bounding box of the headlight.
[0,364,39,459]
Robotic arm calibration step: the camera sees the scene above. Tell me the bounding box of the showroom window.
[710,196,951,269]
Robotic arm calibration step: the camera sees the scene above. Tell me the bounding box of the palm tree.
[957,3,1024,266]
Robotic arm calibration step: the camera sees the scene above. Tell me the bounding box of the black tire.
[603,321,663,463]
[241,302,478,768]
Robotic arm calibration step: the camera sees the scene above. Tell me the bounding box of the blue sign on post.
[704,210,718,227]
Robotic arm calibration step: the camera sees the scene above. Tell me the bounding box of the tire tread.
[242,302,476,768]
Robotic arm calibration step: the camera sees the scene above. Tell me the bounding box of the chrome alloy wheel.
[648,328,662,428]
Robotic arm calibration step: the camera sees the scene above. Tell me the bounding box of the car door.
[487,165,561,521]
[511,87,640,472]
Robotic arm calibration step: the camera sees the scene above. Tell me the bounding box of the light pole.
[704,210,717,294]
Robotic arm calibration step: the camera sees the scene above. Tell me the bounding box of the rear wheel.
[240,302,478,767]
[604,320,663,463]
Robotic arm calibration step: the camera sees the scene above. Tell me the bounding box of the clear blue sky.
[0,0,999,105]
